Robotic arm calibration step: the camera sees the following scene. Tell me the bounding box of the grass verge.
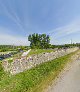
[28,49,54,56]
[0,50,79,92]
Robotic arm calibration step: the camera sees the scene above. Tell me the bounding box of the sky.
[0,0,80,45]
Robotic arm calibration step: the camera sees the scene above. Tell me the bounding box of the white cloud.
[0,34,30,46]
[0,0,25,32]
[48,19,80,38]
[48,19,80,44]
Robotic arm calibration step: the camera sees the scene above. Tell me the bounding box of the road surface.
[46,59,80,92]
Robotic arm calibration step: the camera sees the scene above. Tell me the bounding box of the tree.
[28,33,50,49]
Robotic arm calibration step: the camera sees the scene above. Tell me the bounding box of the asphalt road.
[46,59,80,92]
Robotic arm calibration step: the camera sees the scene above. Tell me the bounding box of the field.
[0,45,29,62]
[0,50,78,92]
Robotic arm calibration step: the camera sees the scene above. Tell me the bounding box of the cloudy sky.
[0,0,80,45]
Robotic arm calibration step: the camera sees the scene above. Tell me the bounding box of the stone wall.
[2,47,79,75]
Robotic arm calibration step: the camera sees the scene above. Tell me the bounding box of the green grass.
[0,62,5,81]
[0,50,78,92]
[28,49,54,56]
[0,51,17,55]
[7,59,13,63]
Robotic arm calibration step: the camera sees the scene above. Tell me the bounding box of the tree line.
[28,33,80,49]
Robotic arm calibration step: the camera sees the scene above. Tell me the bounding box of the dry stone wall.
[2,47,79,75]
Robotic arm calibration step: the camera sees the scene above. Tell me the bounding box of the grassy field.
[0,51,17,55]
[0,50,78,92]
[28,49,54,56]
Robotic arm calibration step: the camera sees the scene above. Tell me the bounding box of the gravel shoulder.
[45,51,80,92]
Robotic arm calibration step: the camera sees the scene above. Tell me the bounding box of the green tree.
[28,33,50,49]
